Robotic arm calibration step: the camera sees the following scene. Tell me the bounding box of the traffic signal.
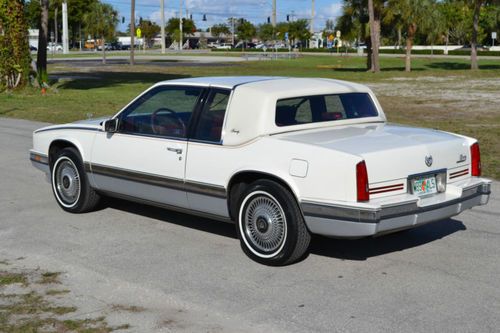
[122,16,125,24]
[267,17,270,24]
[203,14,207,21]
[286,15,290,22]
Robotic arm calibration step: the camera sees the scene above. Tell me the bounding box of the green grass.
[0,266,130,332]
[0,272,28,286]
[1,54,499,178]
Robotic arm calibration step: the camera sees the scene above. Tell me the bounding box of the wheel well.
[48,140,78,167]
[227,171,298,221]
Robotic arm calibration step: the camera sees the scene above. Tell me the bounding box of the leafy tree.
[258,23,274,41]
[211,23,230,39]
[83,2,118,64]
[0,0,31,90]
[288,19,311,48]
[24,0,40,29]
[386,0,433,72]
[466,0,499,69]
[236,19,256,48]
[166,17,196,44]
[336,0,371,68]
[139,19,160,48]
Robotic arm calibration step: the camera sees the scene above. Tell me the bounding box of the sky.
[103,0,344,32]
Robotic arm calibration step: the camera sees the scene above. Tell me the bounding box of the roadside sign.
[136,28,142,38]
[328,34,334,41]
[336,30,341,38]
[492,32,497,40]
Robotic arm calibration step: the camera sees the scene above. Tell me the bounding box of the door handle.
[167,147,183,154]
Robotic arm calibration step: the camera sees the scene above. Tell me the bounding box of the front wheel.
[236,180,311,266]
[51,147,100,213]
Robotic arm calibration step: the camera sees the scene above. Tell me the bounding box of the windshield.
[275,93,378,127]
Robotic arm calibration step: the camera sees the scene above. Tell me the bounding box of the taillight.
[356,161,370,202]
[470,142,481,176]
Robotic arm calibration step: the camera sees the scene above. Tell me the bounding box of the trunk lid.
[276,123,470,184]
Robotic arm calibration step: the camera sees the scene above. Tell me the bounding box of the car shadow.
[309,218,466,261]
[104,197,237,239]
[104,197,466,261]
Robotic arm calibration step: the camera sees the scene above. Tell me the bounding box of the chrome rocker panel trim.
[301,179,491,238]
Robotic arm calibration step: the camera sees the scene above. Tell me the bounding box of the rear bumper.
[302,177,491,238]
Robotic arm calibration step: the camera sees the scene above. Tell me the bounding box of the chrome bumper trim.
[29,151,49,165]
[302,181,491,224]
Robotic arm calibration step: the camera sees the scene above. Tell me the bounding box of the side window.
[192,89,230,142]
[119,86,202,138]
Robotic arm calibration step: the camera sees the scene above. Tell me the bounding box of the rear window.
[275,93,378,127]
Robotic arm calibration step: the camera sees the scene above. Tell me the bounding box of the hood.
[34,116,110,133]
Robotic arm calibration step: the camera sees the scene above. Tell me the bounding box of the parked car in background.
[47,43,63,52]
[97,43,112,51]
[30,45,38,52]
[459,44,490,51]
[215,43,232,50]
[30,76,491,266]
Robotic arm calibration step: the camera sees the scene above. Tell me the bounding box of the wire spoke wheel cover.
[53,157,81,207]
[240,191,287,258]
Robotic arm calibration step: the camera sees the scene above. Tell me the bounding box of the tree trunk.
[397,26,402,49]
[366,35,372,71]
[102,36,106,64]
[54,6,58,44]
[368,0,380,72]
[470,0,482,70]
[37,0,50,84]
[405,23,416,72]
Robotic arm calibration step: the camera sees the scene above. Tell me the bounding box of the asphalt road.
[1,117,499,332]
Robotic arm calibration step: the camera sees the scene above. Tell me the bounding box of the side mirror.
[104,118,119,133]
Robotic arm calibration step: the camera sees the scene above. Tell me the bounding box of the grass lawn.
[1,54,499,179]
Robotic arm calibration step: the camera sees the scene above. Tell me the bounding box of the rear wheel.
[51,147,100,213]
[236,180,310,266]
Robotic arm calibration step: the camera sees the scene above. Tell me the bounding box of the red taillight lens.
[356,161,370,202]
[470,143,481,176]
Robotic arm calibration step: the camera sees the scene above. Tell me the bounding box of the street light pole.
[160,0,166,53]
[130,0,135,65]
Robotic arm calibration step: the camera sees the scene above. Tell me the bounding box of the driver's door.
[90,85,204,209]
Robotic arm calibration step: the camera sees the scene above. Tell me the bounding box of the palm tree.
[386,0,433,72]
[83,2,118,64]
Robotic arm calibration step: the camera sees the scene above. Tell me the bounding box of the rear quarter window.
[275,93,378,127]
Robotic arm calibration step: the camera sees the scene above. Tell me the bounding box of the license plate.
[411,176,437,196]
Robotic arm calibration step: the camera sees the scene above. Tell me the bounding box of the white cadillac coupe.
[30,77,491,265]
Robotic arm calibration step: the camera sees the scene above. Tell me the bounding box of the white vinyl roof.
[157,76,385,146]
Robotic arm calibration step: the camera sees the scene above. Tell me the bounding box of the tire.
[51,147,100,213]
[236,180,311,266]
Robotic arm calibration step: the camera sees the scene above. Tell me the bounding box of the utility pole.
[130,0,135,65]
[272,0,276,28]
[179,0,183,51]
[310,0,315,35]
[160,0,166,53]
[62,0,69,54]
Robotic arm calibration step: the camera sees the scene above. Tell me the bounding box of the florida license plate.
[411,176,437,196]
